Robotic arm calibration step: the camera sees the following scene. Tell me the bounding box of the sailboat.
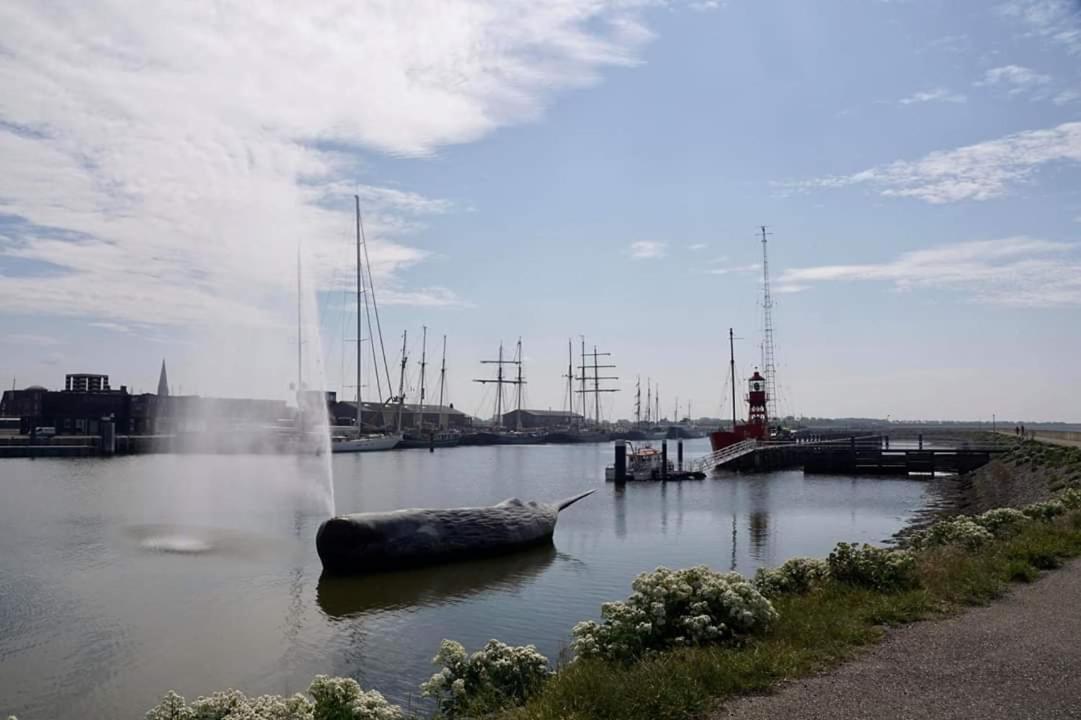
[331,196,402,453]
[398,330,461,449]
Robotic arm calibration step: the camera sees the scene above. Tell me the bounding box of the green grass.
[498,513,1081,720]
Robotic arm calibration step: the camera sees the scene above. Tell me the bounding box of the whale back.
[317,491,593,575]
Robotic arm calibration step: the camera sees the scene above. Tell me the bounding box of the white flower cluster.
[144,676,402,720]
[421,639,551,718]
[1057,487,1081,510]
[752,557,829,598]
[1021,499,1066,522]
[827,543,917,592]
[972,508,1029,537]
[571,565,777,662]
[909,517,994,551]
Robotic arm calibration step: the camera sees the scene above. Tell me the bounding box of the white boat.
[331,432,402,453]
[605,444,671,481]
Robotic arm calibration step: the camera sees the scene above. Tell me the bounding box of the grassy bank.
[499,512,1081,720]
[496,440,1081,720]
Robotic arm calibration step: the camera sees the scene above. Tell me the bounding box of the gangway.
[688,439,758,472]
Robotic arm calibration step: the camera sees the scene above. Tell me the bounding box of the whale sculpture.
[316,490,595,574]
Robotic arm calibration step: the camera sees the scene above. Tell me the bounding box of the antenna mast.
[760,225,778,422]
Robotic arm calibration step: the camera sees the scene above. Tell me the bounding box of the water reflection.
[316,544,559,618]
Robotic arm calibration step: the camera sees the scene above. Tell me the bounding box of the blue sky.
[1,0,1079,422]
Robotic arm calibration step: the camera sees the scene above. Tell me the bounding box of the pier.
[692,435,1014,477]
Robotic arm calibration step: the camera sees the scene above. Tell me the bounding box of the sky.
[1,0,1080,423]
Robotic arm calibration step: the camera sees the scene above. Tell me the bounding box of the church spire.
[157,359,169,397]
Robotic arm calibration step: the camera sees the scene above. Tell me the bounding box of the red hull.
[709,422,766,453]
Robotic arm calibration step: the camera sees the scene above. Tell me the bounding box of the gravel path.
[714,562,1081,720]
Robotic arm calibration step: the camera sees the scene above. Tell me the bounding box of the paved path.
[714,562,1081,720]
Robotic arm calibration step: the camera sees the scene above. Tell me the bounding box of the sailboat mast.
[515,338,523,430]
[354,196,363,422]
[593,345,600,425]
[296,242,303,415]
[416,326,428,429]
[495,343,504,426]
[635,376,641,425]
[730,327,737,429]
[646,379,651,424]
[580,337,587,427]
[438,335,447,430]
[396,331,407,432]
[566,339,573,417]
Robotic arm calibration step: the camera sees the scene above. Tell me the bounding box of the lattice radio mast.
[760,225,778,421]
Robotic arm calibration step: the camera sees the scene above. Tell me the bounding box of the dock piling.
[677,440,684,471]
[614,440,627,483]
[661,441,668,480]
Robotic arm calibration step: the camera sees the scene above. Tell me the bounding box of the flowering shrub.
[827,543,917,592]
[1022,499,1066,522]
[1058,487,1081,510]
[571,565,777,662]
[144,676,402,720]
[421,639,551,718]
[972,508,1029,537]
[909,517,994,551]
[753,557,829,597]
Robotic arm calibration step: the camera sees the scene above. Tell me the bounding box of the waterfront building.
[331,400,472,430]
[65,373,110,392]
[501,409,584,430]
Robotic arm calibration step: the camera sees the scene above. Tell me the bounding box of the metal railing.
[689,439,758,471]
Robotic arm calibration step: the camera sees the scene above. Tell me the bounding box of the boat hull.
[331,434,402,453]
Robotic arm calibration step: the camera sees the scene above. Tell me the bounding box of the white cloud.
[975,64,1052,96]
[3,333,64,347]
[998,0,1081,55]
[707,263,760,276]
[629,241,667,259]
[779,237,1081,307]
[0,1,655,330]
[1053,89,1081,105]
[898,88,967,105]
[688,243,707,251]
[689,0,723,10]
[88,321,132,333]
[793,121,1081,203]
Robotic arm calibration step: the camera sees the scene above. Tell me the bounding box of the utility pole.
[760,225,778,421]
[438,335,447,430]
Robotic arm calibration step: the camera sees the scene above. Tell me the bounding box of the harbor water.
[0,438,937,719]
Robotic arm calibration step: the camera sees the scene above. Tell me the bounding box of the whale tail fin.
[556,489,596,512]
